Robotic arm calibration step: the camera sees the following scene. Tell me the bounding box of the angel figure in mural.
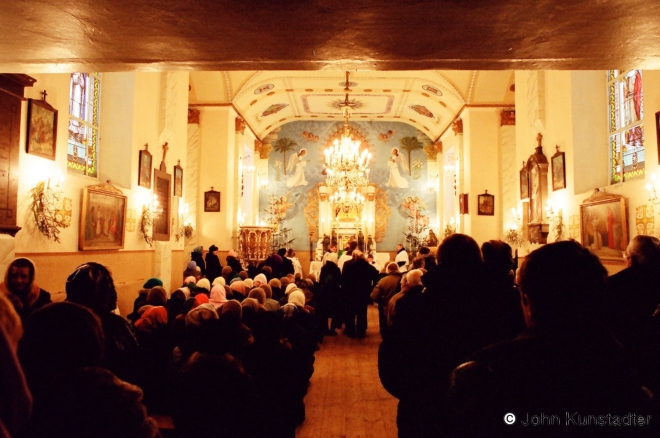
[386,148,409,188]
[286,149,309,187]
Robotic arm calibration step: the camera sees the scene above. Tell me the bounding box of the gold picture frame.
[26,97,58,160]
[79,183,126,250]
[580,190,628,262]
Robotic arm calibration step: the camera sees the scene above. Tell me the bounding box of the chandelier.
[324,72,371,218]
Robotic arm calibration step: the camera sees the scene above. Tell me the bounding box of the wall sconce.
[175,202,194,242]
[443,217,457,238]
[426,174,439,192]
[139,194,162,247]
[647,173,660,205]
[503,223,525,248]
[242,164,256,174]
[29,169,68,242]
[545,200,565,241]
[259,178,269,190]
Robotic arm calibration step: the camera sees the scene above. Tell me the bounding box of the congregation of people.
[1,232,660,437]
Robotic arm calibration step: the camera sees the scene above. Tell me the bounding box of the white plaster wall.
[16,72,189,253]
[515,70,660,257]
[463,108,501,245]
[500,124,518,230]
[197,107,239,251]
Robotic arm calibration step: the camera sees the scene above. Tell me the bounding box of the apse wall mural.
[259,121,437,250]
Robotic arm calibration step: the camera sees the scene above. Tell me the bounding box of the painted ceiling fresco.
[259,120,438,250]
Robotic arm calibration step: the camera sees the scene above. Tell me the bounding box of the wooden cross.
[40,90,47,101]
[162,142,169,164]
[536,133,543,147]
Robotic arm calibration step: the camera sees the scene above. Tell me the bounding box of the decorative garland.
[139,206,154,247]
[29,181,70,242]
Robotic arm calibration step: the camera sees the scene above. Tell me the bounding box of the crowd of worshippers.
[2,234,660,437]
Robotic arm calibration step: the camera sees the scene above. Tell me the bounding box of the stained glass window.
[608,70,644,184]
[67,73,100,177]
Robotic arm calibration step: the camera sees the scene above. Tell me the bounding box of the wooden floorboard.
[296,304,398,438]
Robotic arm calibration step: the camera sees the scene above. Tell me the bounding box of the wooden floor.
[296,304,399,438]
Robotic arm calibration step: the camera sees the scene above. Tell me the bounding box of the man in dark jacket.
[275,248,295,279]
[341,250,379,338]
[370,262,403,338]
[447,240,658,438]
[379,234,492,438]
[608,235,660,391]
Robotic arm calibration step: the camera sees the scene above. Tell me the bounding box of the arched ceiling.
[2,1,660,72]
[189,70,515,141]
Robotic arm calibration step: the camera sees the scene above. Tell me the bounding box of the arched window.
[67,73,101,177]
[608,70,644,184]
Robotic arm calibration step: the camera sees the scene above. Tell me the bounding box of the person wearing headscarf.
[244,278,254,289]
[205,245,223,284]
[253,273,268,288]
[172,352,262,438]
[183,260,200,283]
[0,257,51,323]
[212,276,226,287]
[65,262,139,384]
[190,246,206,277]
[226,249,243,274]
[133,304,173,415]
[269,278,283,302]
[247,288,267,306]
[209,284,228,310]
[260,284,281,312]
[218,300,254,358]
[196,278,211,295]
[230,280,247,302]
[18,302,159,438]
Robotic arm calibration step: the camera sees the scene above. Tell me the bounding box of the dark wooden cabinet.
[0,74,35,236]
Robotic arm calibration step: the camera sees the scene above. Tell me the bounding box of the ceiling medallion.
[254,84,274,95]
[422,85,443,96]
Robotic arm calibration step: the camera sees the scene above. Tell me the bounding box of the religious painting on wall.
[26,97,58,160]
[204,188,221,212]
[551,146,566,191]
[260,120,437,250]
[580,190,628,261]
[138,145,152,189]
[79,183,126,250]
[477,191,495,216]
[173,162,183,197]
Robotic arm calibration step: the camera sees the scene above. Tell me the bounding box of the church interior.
[1,1,660,318]
[0,1,660,311]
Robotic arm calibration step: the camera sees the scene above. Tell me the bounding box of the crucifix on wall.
[160,142,169,172]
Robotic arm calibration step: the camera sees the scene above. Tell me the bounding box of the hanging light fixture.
[324,72,372,218]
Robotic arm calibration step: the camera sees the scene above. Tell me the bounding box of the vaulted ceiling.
[190,70,515,141]
[3,0,659,142]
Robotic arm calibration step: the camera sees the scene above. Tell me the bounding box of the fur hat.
[209,244,218,253]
